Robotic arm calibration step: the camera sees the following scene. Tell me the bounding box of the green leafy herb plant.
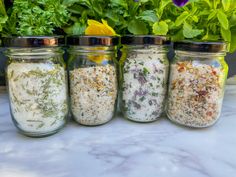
[3,0,70,36]
[153,0,236,52]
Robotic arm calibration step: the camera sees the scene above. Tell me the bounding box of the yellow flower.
[84,19,116,64]
[87,49,112,64]
[85,19,116,36]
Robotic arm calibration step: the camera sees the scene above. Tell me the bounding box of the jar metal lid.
[121,35,171,45]
[2,36,65,47]
[174,41,227,53]
[66,36,119,46]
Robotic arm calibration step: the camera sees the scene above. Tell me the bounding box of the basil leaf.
[221,27,231,42]
[229,13,236,27]
[63,22,86,35]
[175,11,189,27]
[0,0,7,16]
[138,10,158,23]
[208,10,217,21]
[128,19,148,35]
[111,0,128,10]
[153,21,168,35]
[183,22,203,38]
[222,0,231,11]
[63,0,91,7]
[139,0,150,3]
[0,16,7,32]
[171,29,184,41]
[217,9,229,30]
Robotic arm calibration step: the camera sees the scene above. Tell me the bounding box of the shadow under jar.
[166,41,228,128]
[4,36,69,137]
[120,35,170,122]
[67,36,119,126]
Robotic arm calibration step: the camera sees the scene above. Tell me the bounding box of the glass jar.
[120,35,170,122]
[67,36,119,126]
[166,41,228,128]
[4,36,69,137]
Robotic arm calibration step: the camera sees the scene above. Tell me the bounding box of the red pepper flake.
[206,111,213,116]
[212,70,217,75]
[177,63,186,72]
[197,90,208,96]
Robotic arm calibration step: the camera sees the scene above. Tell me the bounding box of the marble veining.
[0,86,236,177]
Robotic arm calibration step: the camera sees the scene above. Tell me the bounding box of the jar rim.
[2,36,65,48]
[174,40,227,53]
[66,35,119,46]
[121,35,171,46]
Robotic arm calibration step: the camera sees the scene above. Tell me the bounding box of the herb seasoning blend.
[4,36,68,137]
[167,41,228,128]
[120,36,170,122]
[67,36,119,126]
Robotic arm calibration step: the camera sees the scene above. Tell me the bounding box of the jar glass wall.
[4,36,68,137]
[67,36,119,126]
[120,35,170,122]
[166,41,228,128]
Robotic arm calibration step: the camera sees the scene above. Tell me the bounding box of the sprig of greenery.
[4,0,70,36]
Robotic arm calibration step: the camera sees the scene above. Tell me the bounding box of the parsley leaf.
[5,0,70,36]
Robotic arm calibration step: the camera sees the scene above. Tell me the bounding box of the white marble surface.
[0,86,236,177]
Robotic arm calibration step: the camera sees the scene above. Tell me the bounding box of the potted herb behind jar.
[1,0,71,137]
[157,0,236,128]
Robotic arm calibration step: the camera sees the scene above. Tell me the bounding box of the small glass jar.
[166,41,228,128]
[67,36,119,126]
[120,35,170,122]
[4,36,69,137]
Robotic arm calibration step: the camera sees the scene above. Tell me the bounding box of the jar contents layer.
[122,49,168,122]
[167,61,225,127]
[7,63,68,133]
[70,65,117,126]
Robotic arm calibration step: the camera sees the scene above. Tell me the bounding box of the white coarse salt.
[7,63,68,133]
[70,64,117,125]
[122,48,169,122]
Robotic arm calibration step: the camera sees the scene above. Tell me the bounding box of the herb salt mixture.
[70,65,117,125]
[167,61,226,127]
[121,47,169,122]
[7,63,68,133]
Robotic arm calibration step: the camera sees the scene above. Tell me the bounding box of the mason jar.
[120,35,170,122]
[67,36,119,126]
[166,41,228,128]
[4,36,69,137]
